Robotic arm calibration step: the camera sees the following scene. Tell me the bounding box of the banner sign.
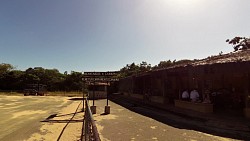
[83,71,119,82]
[84,71,119,76]
[83,77,119,82]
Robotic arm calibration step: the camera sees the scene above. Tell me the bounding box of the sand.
[25,99,84,141]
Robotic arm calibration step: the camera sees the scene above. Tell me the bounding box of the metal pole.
[106,82,108,106]
[82,84,85,112]
[93,90,95,106]
[93,78,95,106]
[84,107,88,141]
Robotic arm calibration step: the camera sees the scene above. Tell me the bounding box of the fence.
[82,98,101,141]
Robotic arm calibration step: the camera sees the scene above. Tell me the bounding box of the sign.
[84,71,119,76]
[83,77,119,82]
[83,71,119,82]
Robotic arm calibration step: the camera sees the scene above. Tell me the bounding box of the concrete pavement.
[90,99,244,141]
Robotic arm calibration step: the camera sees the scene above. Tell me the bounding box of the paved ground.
[92,99,241,141]
[1,95,249,141]
[0,95,79,141]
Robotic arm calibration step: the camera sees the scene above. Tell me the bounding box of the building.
[118,50,250,117]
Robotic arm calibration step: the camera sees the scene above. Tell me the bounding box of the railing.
[83,98,101,141]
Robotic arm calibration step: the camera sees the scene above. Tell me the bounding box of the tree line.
[0,64,84,91]
[0,60,194,91]
[118,59,194,78]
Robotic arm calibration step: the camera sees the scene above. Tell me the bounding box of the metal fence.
[82,98,101,141]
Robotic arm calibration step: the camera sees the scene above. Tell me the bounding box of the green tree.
[43,69,65,91]
[152,60,173,70]
[64,71,83,91]
[139,61,151,72]
[226,37,250,51]
[0,63,15,90]
[22,67,65,91]
[118,61,152,78]
[119,62,139,78]
[0,63,14,77]
[3,70,24,90]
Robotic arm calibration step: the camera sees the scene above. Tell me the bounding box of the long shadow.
[40,101,84,141]
[41,112,84,123]
[42,111,84,120]
[54,111,83,117]
[42,119,83,123]
[109,96,250,140]
[68,97,84,101]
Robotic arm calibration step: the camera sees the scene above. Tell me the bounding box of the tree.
[2,70,24,90]
[22,67,65,91]
[43,69,65,91]
[0,63,87,91]
[139,61,151,72]
[226,37,250,51]
[119,62,150,78]
[0,64,15,90]
[0,63,14,77]
[152,60,173,70]
[63,71,83,91]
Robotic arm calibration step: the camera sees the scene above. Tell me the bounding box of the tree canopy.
[0,65,84,91]
[0,56,201,90]
[118,60,193,78]
[226,37,250,51]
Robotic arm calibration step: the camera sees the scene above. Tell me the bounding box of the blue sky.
[0,0,249,73]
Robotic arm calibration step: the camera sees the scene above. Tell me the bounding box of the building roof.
[192,50,250,66]
[150,50,250,73]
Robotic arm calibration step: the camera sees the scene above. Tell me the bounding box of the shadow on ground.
[109,96,250,140]
[41,113,83,123]
[68,97,84,101]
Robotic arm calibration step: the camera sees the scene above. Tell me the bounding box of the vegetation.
[226,37,250,51]
[1,60,194,91]
[0,63,85,92]
[118,61,151,78]
[118,60,193,78]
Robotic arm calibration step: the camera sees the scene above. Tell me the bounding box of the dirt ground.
[0,95,84,141]
[25,99,84,141]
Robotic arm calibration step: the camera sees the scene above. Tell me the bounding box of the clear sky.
[0,0,249,73]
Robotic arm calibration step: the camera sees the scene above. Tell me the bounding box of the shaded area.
[110,95,250,140]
